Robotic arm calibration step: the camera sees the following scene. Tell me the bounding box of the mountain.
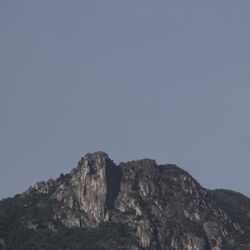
[0,151,250,250]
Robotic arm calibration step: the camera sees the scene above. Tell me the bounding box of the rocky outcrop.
[49,152,121,228]
[1,151,250,250]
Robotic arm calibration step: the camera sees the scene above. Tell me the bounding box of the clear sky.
[1,1,250,199]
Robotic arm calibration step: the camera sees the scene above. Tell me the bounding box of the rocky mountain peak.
[73,151,111,174]
[1,152,250,250]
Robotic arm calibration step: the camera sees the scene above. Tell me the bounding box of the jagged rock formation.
[0,151,250,250]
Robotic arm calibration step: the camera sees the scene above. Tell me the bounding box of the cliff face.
[0,151,250,250]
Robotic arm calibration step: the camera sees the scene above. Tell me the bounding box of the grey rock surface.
[2,151,250,249]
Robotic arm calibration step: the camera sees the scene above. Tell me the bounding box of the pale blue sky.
[1,1,250,199]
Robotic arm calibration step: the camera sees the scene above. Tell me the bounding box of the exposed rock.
[203,222,222,249]
[27,221,38,230]
[1,151,250,250]
[52,152,121,228]
[30,178,56,194]
[187,235,206,250]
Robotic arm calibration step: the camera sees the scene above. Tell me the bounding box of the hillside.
[0,151,250,250]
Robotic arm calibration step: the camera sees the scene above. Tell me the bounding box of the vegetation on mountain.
[0,152,250,250]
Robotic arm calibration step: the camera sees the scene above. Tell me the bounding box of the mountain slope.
[0,151,250,250]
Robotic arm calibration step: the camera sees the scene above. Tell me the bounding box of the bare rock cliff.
[1,151,250,250]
